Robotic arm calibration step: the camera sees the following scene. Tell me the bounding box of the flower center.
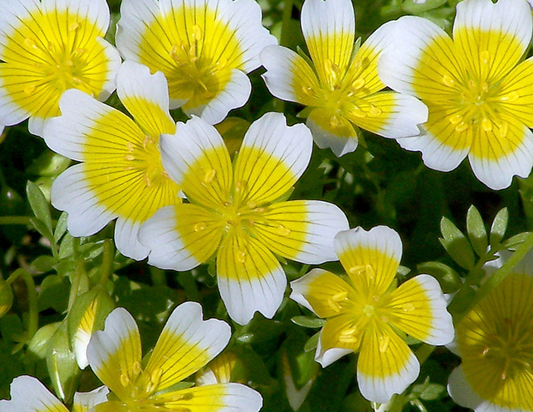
[123,136,171,188]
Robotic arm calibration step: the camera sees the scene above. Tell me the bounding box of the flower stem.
[0,216,33,225]
[6,268,38,341]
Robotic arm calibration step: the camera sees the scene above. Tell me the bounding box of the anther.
[379,335,390,353]
[402,303,415,312]
[277,225,291,236]
[24,85,36,95]
[351,77,365,91]
[368,106,382,117]
[480,50,490,65]
[124,154,135,161]
[455,122,469,132]
[235,250,247,263]
[192,25,203,41]
[204,169,216,183]
[442,75,455,87]
[448,114,463,125]
[332,290,348,302]
[501,91,519,102]
[498,122,509,138]
[69,22,80,32]
[194,222,206,232]
[481,118,492,132]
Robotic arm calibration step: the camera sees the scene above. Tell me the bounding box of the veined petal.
[315,313,361,367]
[233,113,313,206]
[379,16,463,101]
[301,0,355,86]
[72,386,109,412]
[183,68,251,125]
[346,92,427,139]
[499,57,533,128]
[117,61,176,137]
[307,107,358,157]
[468,119,533,190]
[255,200,349,264]
[144,301,231,391]
[40,0,111,34]
[386,275,454,345]
[334,226,402,296]
[397,107,470,172]
[261,45,321,107]
[0,375,68,412]
[87,308,143,400]
[160,116,233,208]
[140,204,223,271]
[91,400,128,412]
[447,366,485,412]
[357,325,420,403]
[290,268,356,318]
[217,233,286,325]
[155,383,262,412]
[453,0,532,83]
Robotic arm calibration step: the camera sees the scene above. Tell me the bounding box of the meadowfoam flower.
[290,226,454,403]
[448,251,533,412]
[116,0,277,125]
[0,375,108,412]
[43,61,181,260]
[86,302,262,412]
[379,0,533,190]
[260,0,427,157]
[139,112,349,325]
[0,0,121,137]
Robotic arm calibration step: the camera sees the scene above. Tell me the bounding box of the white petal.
[0,0,40,57]
[72,386,109,412]
[115,218,150,260]
[261,45,300,103]
[183,69,251,125]
[447,366,485,411]
[51,164,117,237]
[41,0,111,34]
[468,125,533,190]
[306,114,358,157]
[315,335,352,368]
[0,375,67,412]
[289,268,328,314]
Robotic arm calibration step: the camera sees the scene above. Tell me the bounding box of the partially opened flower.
[0,375,108,412]
[43,61,181,260]
[116,0,277,125]
[260,0,427,157]
[0,0,121,137]
[86,302,262,412]
[379,0,533,190]
[290,226,454,403]
[448,251,533,411]
[139,112,349,325]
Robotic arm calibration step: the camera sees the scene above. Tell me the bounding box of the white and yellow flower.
[116,0,276,125]
[380,0,533,189]
[290,226,454,403]
[0,375,108,412]
[448,250,533,412]
[260,0,427,157]
[86,302,262,412]
[0,0,121,137]
[43,61,181,260]
[139,112,349,325]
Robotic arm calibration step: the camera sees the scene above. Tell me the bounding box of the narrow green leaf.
[439,217,476,270]
[291,316,325,329]
[490,207,509,247]
[303,332,319,353]
[26,180,53,235]
[466,205,488,257]
[30,217,54,244]
[54,212,68,244]
[502,232,531,250]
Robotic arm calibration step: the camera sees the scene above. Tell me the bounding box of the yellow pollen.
[481,118,492,132]
[235,250,246,263]
[120,373,130,387]
[127,142,134,152]
[330,116,340,128]
[380,316,390,323]
[498,121,509,138]
[277,225,291,236]
[133,361,142,374]
[235,181,244,191]
[365,265,375,280]
[482,347,490,356]
[301,86,313,96]
[327,299,343,313]
[363,304,375,317]
[501,91,520,102]
[455,122,469,132]
[217,57,228,69]
[65,59,74,67]
[351,107,367,118]
[480,50,490,64]
[325,59,340,74]
[24,85,36,95]
[123,166,134,171]
[247,201,256,209]
[338,326,358,343]
[351,77,365,90]
[349,265,365,275]
[72,76,83,85]
[402,303,415,312]
[194,222,206,232]
[144,173,152,187]
[192,24,203,41]
[69,21,80,31]
[204,169,216,183]
[368,106,382,117]
[448,114,463,125]
[255,207,265,213]
[24,38,37,48]
[379,335,390,353]
[442,75,455,87]
[332,290,348,302]
[124,154,135,161]
[75,47,85,54]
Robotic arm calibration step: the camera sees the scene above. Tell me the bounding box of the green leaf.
[26,180,53,235]
[38,275,70,312]
[30,217,54,245]
[31,255,57,273]
[417,261,461,294]
[490,207,508,247]
[439,217,476,270]
[54,212,68,243]
[291,316,326,329]
[466,205,488,257]
[303,332,319,353]
[502,231,531,249]
[402,0,446,14]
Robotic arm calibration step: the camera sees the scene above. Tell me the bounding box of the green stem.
[99,239,115,286]
[280,0,294,47]
[455,230,533,324]
[6,269,38,341]
[0,216,33,225]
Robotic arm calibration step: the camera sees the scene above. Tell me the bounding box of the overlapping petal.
[217,233,286,325]
[0,375,69,412]
[233,112,313,206]
[144,301,231,391]
[316,313,362,367]
[334,226,402,296]
[307,108,358,157]
[357,325,420,404]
